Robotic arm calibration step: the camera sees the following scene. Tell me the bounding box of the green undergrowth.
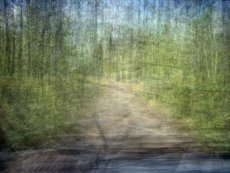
[0,75,102,150]
[130,81,230,154]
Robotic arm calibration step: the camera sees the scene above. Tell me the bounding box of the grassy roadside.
[128,81,230,154]
[0,75,104,151]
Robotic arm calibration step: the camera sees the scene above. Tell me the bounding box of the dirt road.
[1,80,229,173]
[80,80,190,153]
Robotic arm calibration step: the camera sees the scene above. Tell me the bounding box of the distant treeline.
[0,0,229,151]
[0,0,104,149]
[103,0,230,152]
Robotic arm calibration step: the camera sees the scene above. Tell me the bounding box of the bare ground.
[80,80,191,153]
[1,80,218,173]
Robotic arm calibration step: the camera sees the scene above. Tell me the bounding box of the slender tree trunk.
[3,0,11,76]
[11,4,16,76]
[18,0,24,75]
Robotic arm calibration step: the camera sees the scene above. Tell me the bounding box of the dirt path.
[80,80,190,154]
[3,80,229,173]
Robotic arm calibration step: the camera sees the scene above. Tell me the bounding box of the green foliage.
[0,0,229,153]
[0,0,103,150]
[0,76,100,149]
[105,5,230,152]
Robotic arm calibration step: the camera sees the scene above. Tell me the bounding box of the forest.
[0,0,230,155]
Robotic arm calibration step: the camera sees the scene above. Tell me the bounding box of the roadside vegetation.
[0,0,229,153]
